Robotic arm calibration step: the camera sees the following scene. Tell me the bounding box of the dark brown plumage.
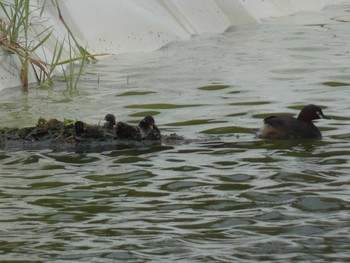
[257,104,330,140]
[74,121,106,140]
[138,115,161,140]
[104,114,117,129]
[115,121,141,140]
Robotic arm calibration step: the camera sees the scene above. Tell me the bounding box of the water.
[1,4,350,262]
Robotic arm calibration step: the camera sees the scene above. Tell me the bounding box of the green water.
[1,4,350,262]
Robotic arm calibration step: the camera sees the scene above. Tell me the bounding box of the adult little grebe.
[257,104,330,140]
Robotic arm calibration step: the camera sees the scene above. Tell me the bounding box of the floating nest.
[0,118,186,151]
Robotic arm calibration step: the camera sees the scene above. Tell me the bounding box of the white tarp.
[0,0,345,90]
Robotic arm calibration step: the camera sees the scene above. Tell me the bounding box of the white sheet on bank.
[0,0,345,89]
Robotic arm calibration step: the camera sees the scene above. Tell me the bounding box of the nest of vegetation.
[0,118,186,150]
[0,118,85,145]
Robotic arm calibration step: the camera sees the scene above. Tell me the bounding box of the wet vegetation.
[0,118,83,146]
[0,117,185,150]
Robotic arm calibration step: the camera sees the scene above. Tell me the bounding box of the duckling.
[74,121,106,141]
[138,115,161,140]
[103,114,116,129]
[115,121,141,141]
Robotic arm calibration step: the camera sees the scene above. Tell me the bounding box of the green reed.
[0,0,95,92]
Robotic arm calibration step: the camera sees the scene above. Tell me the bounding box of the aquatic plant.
[0,0,95,92]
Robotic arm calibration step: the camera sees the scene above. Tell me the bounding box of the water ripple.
[1,4,350,262]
